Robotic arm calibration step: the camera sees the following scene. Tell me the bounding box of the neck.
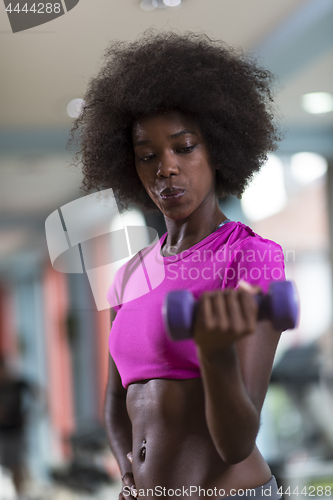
[162,198,227,256]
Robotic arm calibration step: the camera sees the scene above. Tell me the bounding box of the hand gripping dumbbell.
[163,281,299,341]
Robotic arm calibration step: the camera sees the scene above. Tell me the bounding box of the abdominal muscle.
[126,378,271,500]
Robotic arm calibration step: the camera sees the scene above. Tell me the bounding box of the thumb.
[238,279,262,295]
[122,472,137,498]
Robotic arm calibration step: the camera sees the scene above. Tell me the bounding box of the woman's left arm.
[194,287,282,465]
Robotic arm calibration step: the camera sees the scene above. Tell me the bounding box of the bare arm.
[195,286,282,465]
[104,309,133,477]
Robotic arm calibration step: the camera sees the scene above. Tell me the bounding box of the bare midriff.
[126,378,272,500]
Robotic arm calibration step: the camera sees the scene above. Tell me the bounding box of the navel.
[140,439,147,461]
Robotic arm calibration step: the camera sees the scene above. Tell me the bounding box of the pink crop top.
[107,221,286,388]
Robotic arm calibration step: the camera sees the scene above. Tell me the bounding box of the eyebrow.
[133,129,197,147]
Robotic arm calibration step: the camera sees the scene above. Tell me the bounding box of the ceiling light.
[67,98,84,119]
[301,92,333,114]
[163,0,181,6]
[140,0,181,9]
[140,0,156,10]
[290,152,327,185]
[152,0,165,6]
[241,155,287,222]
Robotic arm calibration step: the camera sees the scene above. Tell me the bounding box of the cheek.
[135,167,147,187]
[136,169,156,195]
[202,160,216,184]
[193,161,215,187]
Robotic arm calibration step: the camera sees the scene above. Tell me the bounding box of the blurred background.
[0,0,333,498]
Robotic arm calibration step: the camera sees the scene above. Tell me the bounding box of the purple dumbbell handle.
[163,280,299,341]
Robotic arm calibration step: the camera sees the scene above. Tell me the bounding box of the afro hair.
[69,30,282,211]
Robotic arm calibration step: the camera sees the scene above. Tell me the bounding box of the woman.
[70,32,286,499]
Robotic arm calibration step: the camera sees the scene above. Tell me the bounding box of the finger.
[196,292,214,329]
[119,489,137,500]
[131,487,138,498]
[238,289,258,333]
[119,490,131,500]
[121,472,137,499]
[224,289,247,336]
[210,291,229,330]
[122,472,135,488]
[127,451,133,463]
[238,279,261,295]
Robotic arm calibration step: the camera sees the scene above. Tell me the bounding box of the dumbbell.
[163,280,299,341]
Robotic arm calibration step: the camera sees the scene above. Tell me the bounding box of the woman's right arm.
[104,309,136,496]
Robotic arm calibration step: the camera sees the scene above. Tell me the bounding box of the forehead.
[132,110,199,140]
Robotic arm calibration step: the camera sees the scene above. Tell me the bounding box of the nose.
[157,152,179,178]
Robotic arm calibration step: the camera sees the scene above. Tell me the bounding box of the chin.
[153,197,192,222]
[163,210,192,222]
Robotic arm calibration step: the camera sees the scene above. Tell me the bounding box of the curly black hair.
[68,30,282,211]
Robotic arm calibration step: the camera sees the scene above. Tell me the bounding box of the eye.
[177,145,195,154]
[139,154,155,162]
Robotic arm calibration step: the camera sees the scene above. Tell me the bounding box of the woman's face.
[132,111,217,221]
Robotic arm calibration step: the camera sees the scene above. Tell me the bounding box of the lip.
[160,187,185,198]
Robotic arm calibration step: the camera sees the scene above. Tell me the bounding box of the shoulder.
[226,221,284,257]
[222,222,285,292]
